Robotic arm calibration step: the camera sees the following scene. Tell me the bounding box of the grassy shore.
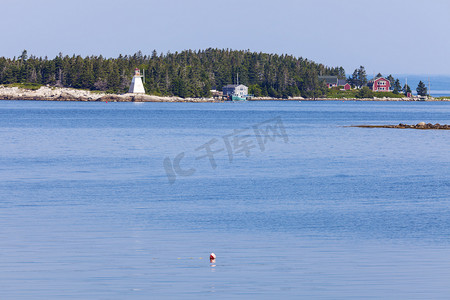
[3,83,43,90]
[325,88,404,99]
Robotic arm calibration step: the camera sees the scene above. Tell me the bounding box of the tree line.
[0,49,346,98]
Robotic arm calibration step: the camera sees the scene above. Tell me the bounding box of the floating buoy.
[210,253,216,260]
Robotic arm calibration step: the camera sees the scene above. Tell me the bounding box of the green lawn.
[325,88,404,99]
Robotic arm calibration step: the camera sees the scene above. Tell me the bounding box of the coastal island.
[1,49,448,102]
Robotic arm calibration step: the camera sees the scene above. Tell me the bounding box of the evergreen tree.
[19,50,28,61]
[386,74,394,83]
[386,75,395,90]
[403,84,412,96]
[393,79,402,94]
[349,69,358,87]
[350,66,367,88]
[337,67,346,79]
[357,86,373,98]
[357,66,368,87]
[416,81,428,96]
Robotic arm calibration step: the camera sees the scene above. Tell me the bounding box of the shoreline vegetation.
[1,85,449,102]
[0,49,448,102]
[0,49,343,99]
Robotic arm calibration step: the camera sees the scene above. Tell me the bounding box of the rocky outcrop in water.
[352,122,450,130]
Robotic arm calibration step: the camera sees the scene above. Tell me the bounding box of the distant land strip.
[1,86,450,102]
[350,123,450,130]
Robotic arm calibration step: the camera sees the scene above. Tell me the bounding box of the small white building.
[128,68,145,94]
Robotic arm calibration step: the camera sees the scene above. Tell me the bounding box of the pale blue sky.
[2,0,450,75]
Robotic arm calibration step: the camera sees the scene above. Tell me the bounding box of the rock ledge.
[351,123,450,130]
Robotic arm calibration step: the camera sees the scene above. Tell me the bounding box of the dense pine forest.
[0,49,346,98]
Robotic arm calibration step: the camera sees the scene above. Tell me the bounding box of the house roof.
[223,84,238,88]
[369,77,389,83]
[223,84,247,89]
[318,76,338,85]
[337,79,347,86]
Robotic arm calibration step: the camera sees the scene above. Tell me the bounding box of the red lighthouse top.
[134,68,140,76]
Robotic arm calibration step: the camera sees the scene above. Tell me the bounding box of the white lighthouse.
[128,68,146,94]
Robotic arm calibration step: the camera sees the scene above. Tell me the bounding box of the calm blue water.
[1,100,449,299]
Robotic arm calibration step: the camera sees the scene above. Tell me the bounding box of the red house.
[367,77,391,92]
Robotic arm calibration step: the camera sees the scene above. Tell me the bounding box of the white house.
[222,84,248,98]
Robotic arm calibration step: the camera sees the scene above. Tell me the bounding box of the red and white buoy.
[210,253,216,260]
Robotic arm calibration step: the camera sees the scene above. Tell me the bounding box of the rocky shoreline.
[1,86,449,102]
[351,122,450,130]
[0,86,218,103]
